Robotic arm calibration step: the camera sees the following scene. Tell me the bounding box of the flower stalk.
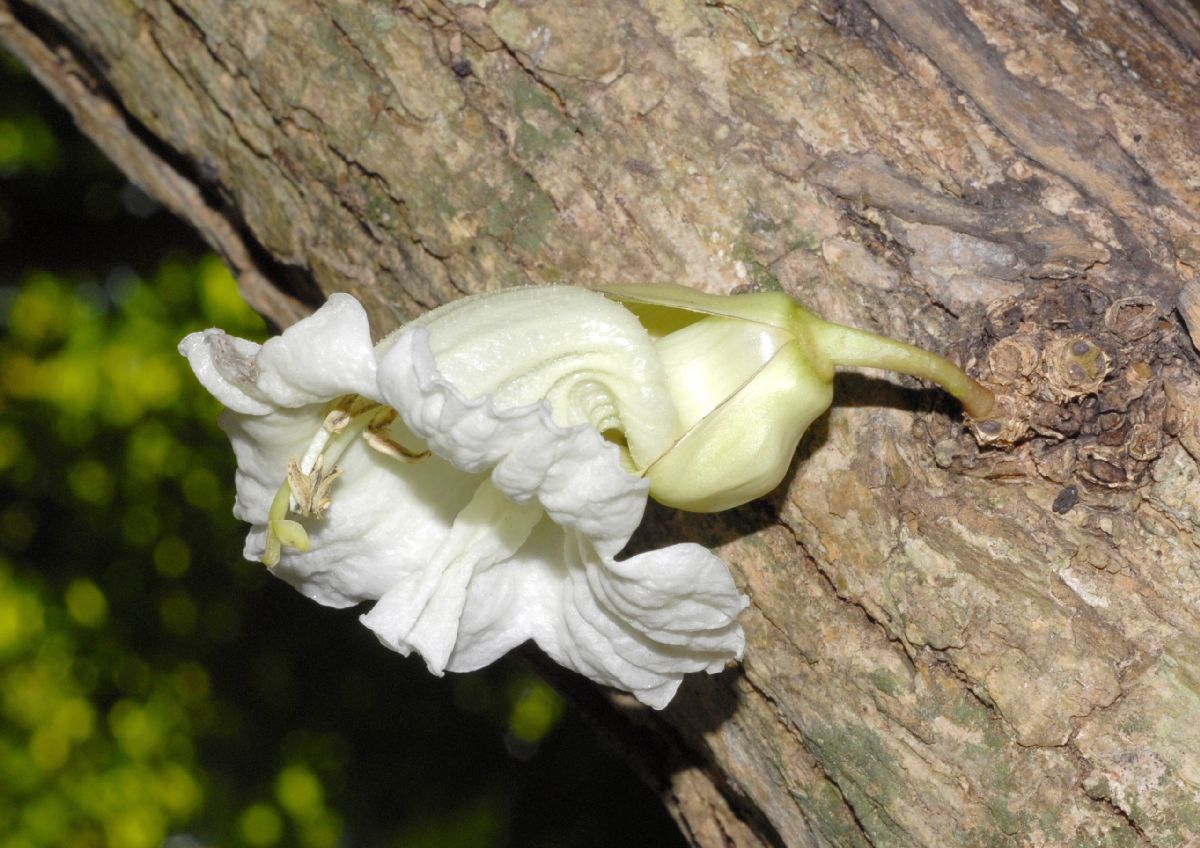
[803,319,995,419]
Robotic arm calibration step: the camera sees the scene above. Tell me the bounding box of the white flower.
[180,289,746,708]
[182,281,993,707]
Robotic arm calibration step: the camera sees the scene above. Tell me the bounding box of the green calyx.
[598,284,994,512]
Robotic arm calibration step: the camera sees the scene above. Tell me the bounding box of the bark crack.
[779,515,919,662]
[1084,787,1153,845]
[326,13,392,95]
[739,671,875,848]
[485,30,573,121]
[817,772,880,848]
[861,0,1167,224]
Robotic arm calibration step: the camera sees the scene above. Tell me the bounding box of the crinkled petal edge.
[377,328,648,559]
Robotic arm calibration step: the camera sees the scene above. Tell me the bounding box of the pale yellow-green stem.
[804,318,996,419]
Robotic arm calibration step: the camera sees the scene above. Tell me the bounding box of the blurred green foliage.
[0,51,684,848]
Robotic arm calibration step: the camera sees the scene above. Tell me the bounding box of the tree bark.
[5,0,1199,844]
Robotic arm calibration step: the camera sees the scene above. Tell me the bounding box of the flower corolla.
[180,288,747,708]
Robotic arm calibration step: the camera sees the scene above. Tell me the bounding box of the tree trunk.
[5,0,1199,844]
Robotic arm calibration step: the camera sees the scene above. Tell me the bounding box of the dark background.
[0,51,685,848]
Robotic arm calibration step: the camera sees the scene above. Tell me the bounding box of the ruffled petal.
[583,542,748,652]
[359,478,543,674]
[253,293,380,406]
[179,331,272,415]
[435,521,746,709]
[397,285,678,469]
[378,329,648,558]
[179,293,379,412]
[556,532,744,708]
[438,517,562,673]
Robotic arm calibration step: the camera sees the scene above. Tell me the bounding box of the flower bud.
[600,285,994,512]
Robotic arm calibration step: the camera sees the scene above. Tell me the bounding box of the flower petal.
[179,293,380,412]
[254,293,380,406]
[359,478,543,674]
[436,522,746,709]
[397,285,677,470]
[557,532,745,707]
[179,331,272,415]
[583,542,748,650]
[378,328,647,558]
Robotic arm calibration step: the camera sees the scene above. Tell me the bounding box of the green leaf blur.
[0,51,684,848]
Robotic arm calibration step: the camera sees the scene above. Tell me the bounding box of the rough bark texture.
[5,0,1199,845]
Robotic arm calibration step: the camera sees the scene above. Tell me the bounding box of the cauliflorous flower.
[180,289,746,708]
[182,281,993,707]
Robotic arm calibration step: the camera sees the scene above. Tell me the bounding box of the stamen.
[323,408,352,433]
[299,430,333,476]
[364,430,431,462]
[288,454,343,517]
[264,397,424,567]
[365,408,430,463]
